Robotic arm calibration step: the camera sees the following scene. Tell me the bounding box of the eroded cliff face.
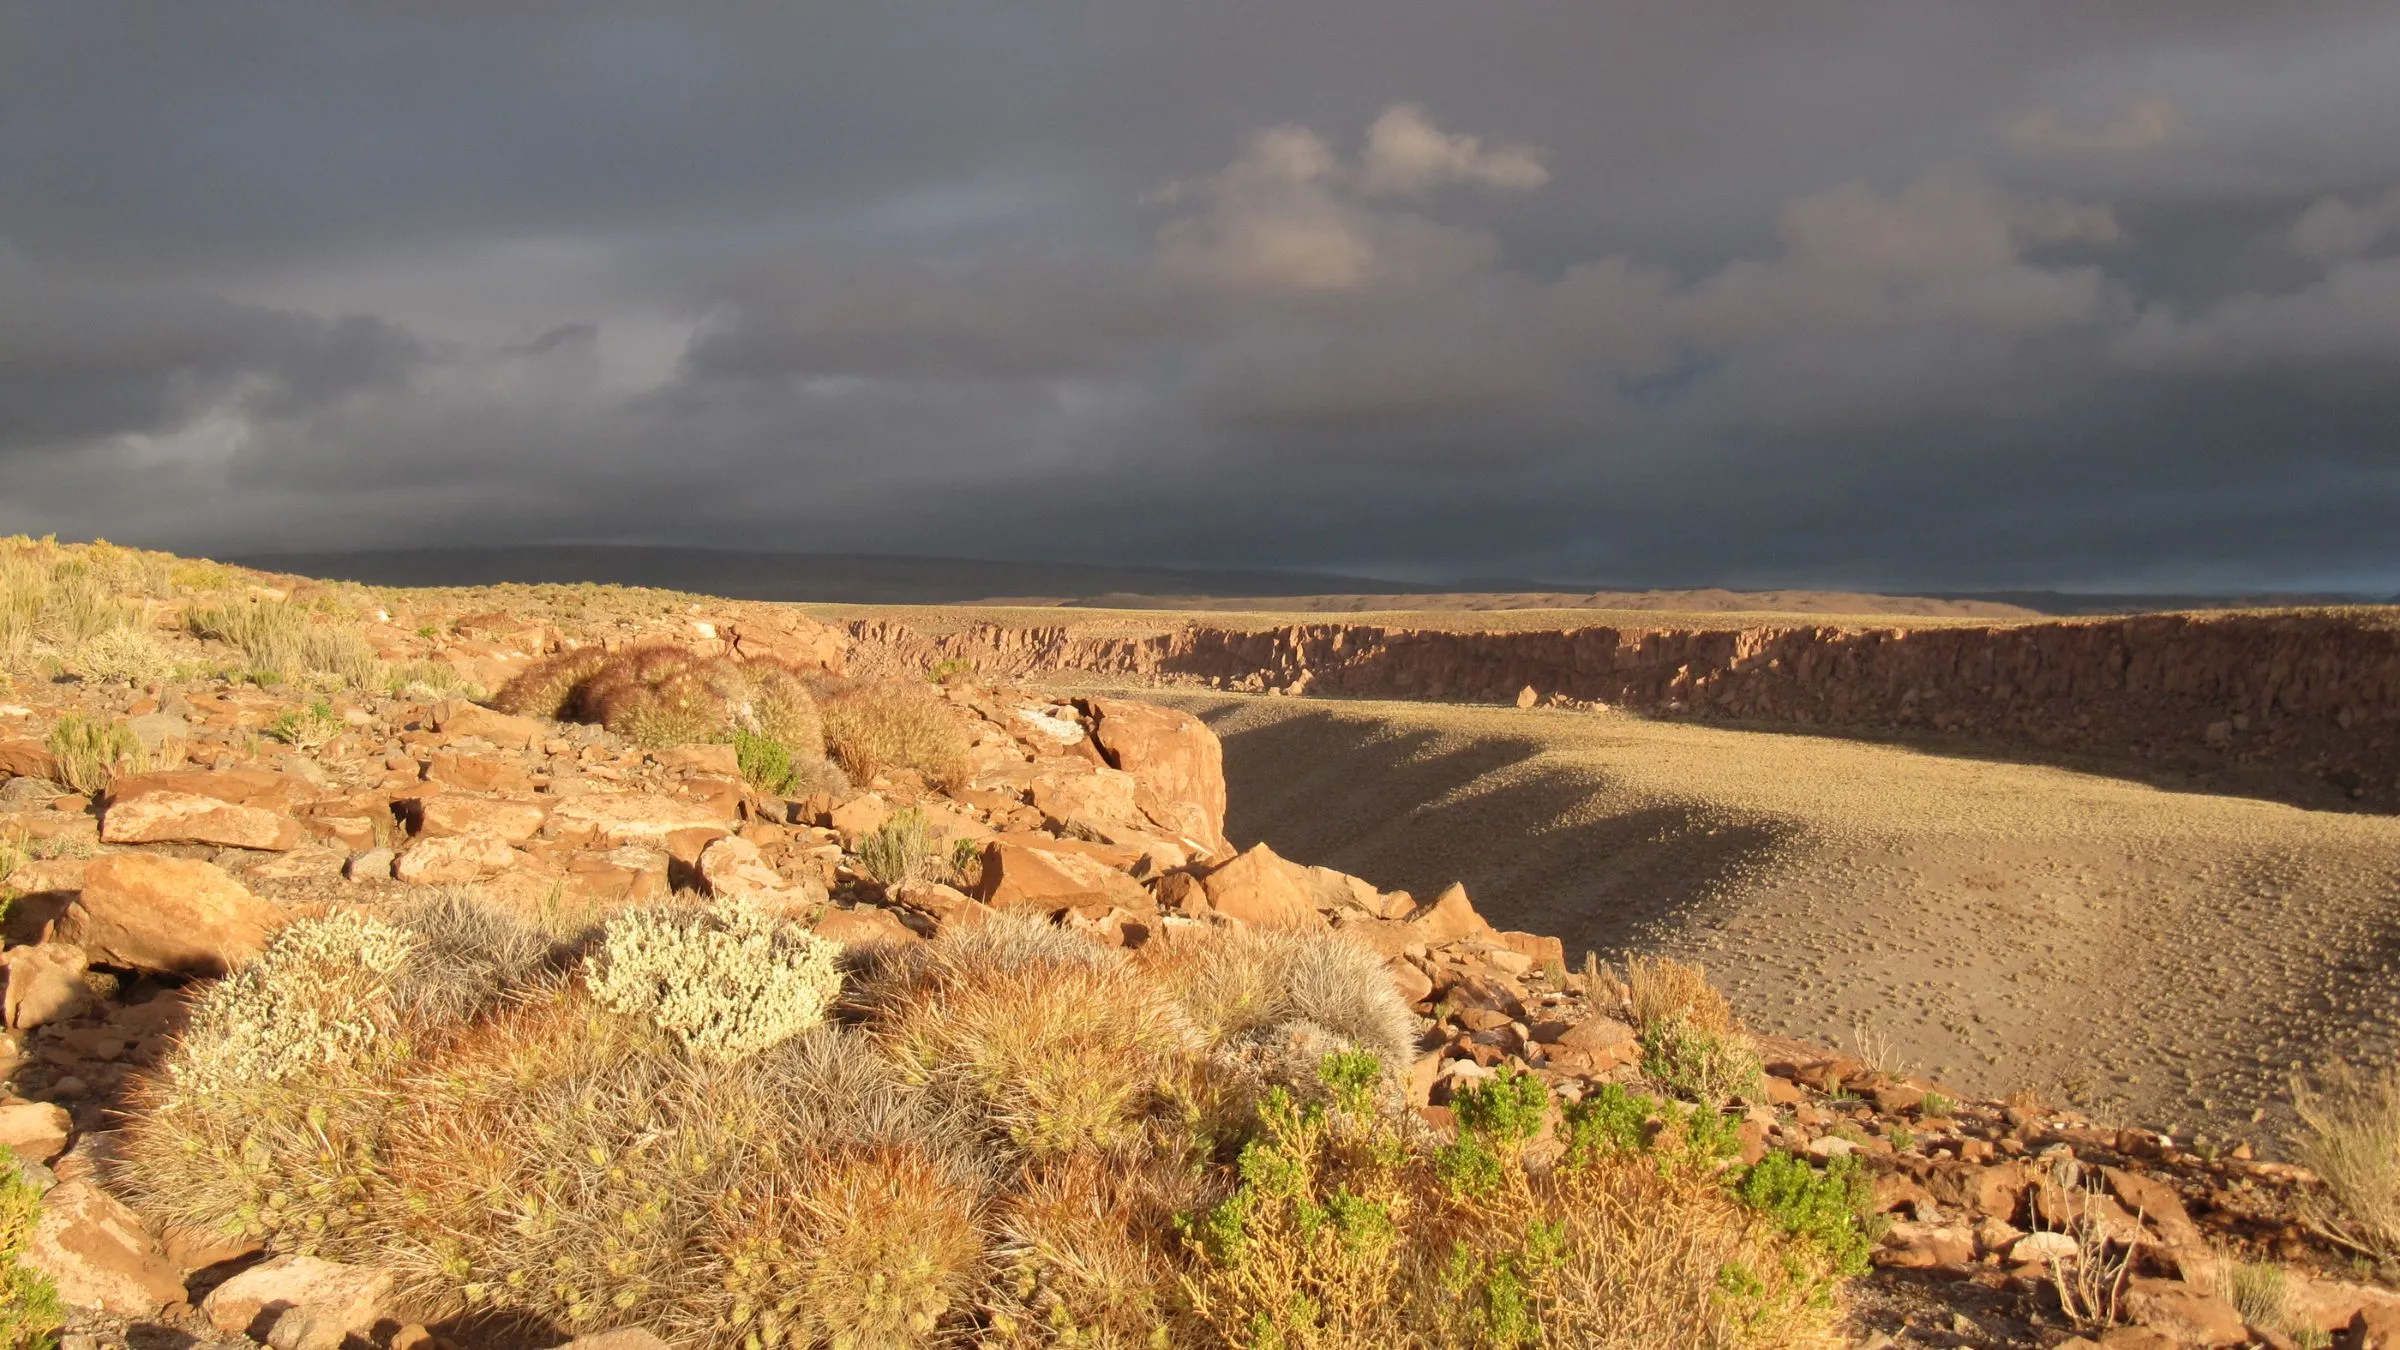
[845,612,2400,809]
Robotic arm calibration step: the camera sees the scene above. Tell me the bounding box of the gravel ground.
[1123,689,2400,1150]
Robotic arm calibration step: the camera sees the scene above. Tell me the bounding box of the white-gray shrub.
[173,911,422,1096]
[583,900,842,1062]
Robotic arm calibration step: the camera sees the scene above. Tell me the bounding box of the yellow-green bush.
[819,680,968,788]
[44,713,146,794]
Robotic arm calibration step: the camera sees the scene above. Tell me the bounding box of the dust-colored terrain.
[1108,688,2400,1145]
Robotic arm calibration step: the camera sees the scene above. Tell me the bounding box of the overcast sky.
[5,3,2399,591]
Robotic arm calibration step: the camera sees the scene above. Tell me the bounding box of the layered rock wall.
[845,612,2400,807]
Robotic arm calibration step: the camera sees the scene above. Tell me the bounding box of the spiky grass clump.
[186,598,383,689]
[696,1144,986,1349]
[43,713,146,794]
[72,623,171,685]
[2294,1061,2400,1259]
[1141,923,1419,1075]
[490,646,611,720]
[493,646,828,778]
[983,1151,1195,1345]
[855,914,1199,1157]
[584,900,842,1063]
[857,807,941,887]
[819,680,969,788]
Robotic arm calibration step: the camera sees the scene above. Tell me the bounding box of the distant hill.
[229,546,2373,615]
[229,546,1467,605]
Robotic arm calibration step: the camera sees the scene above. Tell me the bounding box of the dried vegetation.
[115,897,1863,1348]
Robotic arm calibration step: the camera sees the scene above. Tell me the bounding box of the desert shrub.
[1734,1151,1879,1277]
[1625,953,1740,1039]
[0,552,46,669]
[583,900,842,1063]
[1184,1052,1845,1349]
[858,807,940,887]
[491,646,611,719]
[114,891,1856,1347]
[0,1147,64,1349]
[1642,1012,1764,1109]
[734,727,793,792]
[34,561,137,645]
[186,598,382,688]
[2293,1061,2400,1259]
[983,1150,1195,1345]
[73,623,170,685]
[1140,923,1418,1076]
[855,914,1198,1156]
[384,659,468,700]
[819,680,969,787]
[44,713,145,794]
[171,911,424,1097]
[265,697,341,750]
[694,1143,986,1349]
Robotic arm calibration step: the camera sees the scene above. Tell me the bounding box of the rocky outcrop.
[848,611,2400,808]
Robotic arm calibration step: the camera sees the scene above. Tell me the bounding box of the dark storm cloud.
[4,1,2399,590]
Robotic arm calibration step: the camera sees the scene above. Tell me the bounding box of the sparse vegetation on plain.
[115,897,1857,1347]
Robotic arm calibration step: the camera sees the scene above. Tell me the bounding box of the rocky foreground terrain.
[1,540,2398,1348]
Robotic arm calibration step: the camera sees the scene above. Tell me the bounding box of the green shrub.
[265,698,340,750]
[0,1146,64,1349]
[1734,1150,1880,1276]
[44,713,145,794]
[733,728,794,793]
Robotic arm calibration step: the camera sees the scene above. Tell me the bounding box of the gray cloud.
[2,1,2398,591]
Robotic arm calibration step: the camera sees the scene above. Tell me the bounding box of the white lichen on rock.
[583,899,842,1062]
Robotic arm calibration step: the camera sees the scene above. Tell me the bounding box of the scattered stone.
[3,944,92,1029]
[203,1254,396,1350]
[1200,843,1327,931]
[23,1180,187,1317]
[59,853,282,976]
[394,832,519,885]
[0,1101,72,1164]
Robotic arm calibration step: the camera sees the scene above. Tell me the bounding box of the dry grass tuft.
[819,679,969,788]
[44,713,147,794]
[2293,1061,2400,1259]
[1625,953,1740,1039]
[1141,922,1419,1081]
[72,624,171,686]
[185,598,382,689]
[856,914,1198,1157]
